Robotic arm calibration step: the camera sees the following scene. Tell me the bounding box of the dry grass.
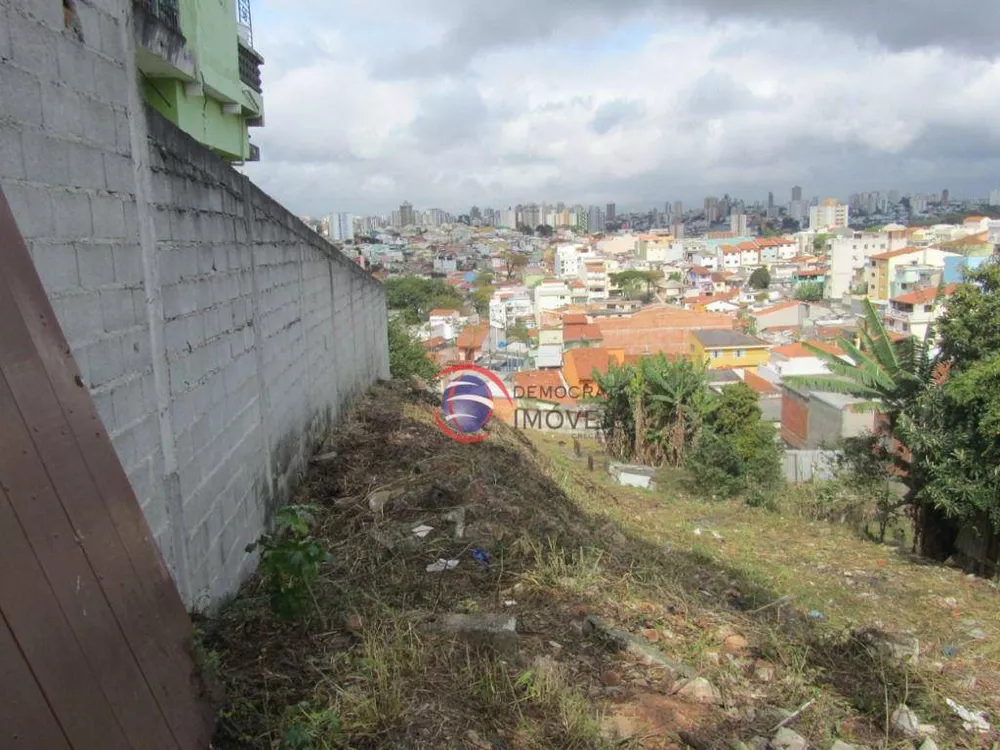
[203,383,999,750]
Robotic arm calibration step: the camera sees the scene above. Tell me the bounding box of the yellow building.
[689,330,770,370]
[867,246,960,301]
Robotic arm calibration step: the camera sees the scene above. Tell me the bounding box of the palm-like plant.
[643,356,709,466]
[786,299,933,432]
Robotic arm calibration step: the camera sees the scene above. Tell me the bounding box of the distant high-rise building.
[399,201,415,227]
[809,199,849,230]
[606,203,616,222]
[673,201,683,220]
[522,203,541,229]
[941,189,950,205]
[672,220,685,240]
[888,190,900,205]
[989,189,1000,207]
[328,212,354,242]
[587,205,605,233]
[768,191,774,209]
[730,213,748,236]
[703,196,720,223]
[791,185,802,202]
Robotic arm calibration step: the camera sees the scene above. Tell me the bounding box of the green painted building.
[135,0,264,161]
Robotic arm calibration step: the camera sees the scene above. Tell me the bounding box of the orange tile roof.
[795,269,825,277]
[423,336,446,349]
[562,313,588,325]
[890,283,958,306]
[753,300,802,316]
[456,324,489,350]
[964,216,987,222]
[570,280,586,289]
[744,370,778,395]
[772,340,843,359]
[721,245,741,255]
[512,370,575,404]
[738,241,759,251]
[689,265,712,275]
[870,246,922,261]
[564,347,624,381]
[597,305,735,356]
[562,323,603,342]
[429,308,460,317]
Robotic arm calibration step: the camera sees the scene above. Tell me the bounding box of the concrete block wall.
[0,0,389,608]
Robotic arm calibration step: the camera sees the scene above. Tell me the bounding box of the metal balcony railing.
[136,0,180,34]
[238,44,263,93]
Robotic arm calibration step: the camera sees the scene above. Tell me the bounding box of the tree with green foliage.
[813,233,833,252]
[472,285,495,317]
[748,266,771,290]
[384,277,463,325]
[794,281,825,302]
[387,317,437,383]
[907,265,1000,565]
[535,224,554,238]
[687,383,783,505]
[610,270,662,301]
[506,320,532,345]
[502,251,529,281]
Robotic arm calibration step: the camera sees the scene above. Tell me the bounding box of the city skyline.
[244,0,1000,216]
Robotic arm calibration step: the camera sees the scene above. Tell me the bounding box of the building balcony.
[239,41,264,94]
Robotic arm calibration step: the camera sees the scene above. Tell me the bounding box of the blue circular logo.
[442,372,494,434]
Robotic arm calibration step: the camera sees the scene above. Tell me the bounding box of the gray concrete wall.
[0,0,389,608]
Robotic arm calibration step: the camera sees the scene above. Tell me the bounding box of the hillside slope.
[205,382,998,749]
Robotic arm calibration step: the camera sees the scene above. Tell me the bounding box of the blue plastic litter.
[942,644,959,658]
[472,548,490,569]
[808,610,824,619]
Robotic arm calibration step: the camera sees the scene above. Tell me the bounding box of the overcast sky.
[243,0,1000,217]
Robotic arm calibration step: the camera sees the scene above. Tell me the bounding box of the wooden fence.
[0,188,213,748]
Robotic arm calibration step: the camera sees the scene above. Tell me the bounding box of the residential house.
[457,324,489,361]
[579,259,611,301]
[137,0,265,162]
[562,323,604,350]
[722,245,742,269]
[534,344,564,370]
[867,247,959,301]
[428,308,462,340]
[533,279,572,324]
[827,229,909,299]
[598,306,735,357]
[744,370,782,422]
[563,347,626,394]
[758,341,845,385]
[689,330,771,370]
[538,328,563,347]
[739,242,761,267]
[884,284,958,341]
[782,386,876,449]
[891,264,942,299]
[687,265,715,292]
[751,300,808,332]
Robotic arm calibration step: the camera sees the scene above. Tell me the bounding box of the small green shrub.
[246,505,330,620]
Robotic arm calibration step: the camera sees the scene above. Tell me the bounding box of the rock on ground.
[772,727,807,750]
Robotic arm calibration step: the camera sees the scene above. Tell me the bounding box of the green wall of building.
[140,0,262,161]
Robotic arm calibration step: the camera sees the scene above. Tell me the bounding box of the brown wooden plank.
[0,483,131,750]
[0,612,73,750]
[0,189,213,746]
[0,368,178,750]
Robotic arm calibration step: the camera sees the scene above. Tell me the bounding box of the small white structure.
[609,463,657,489]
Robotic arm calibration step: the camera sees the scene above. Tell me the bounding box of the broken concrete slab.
[436,613,518,655]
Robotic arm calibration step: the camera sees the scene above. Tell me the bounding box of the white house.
[428,308,462,340]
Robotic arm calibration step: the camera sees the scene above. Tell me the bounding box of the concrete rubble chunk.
[890,705,920,736]
[444,507,466,539]
[829,741,857,750]
[918,740,939,750]
[674,676,721,705]
[436,613,518,655]
[772,727,807,750]
[309,451,338,465]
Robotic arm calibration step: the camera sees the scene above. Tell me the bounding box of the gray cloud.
[373,0,1000,78]
[590,99,645,134]
[409,87,490,152]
